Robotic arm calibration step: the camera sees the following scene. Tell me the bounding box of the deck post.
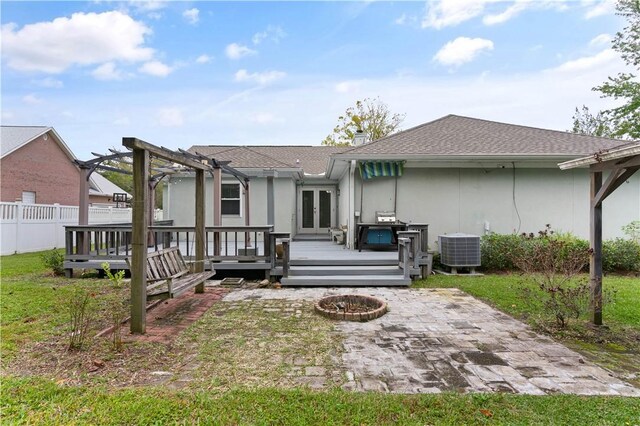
[348,160,356,249]
[266,172,275,227]
[195,169,206,293]
[130,147,149,334]
[213,166,222,256]
[244,180,251,249]
[590,169,603,326]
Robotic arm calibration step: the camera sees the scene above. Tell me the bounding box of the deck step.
[290,258,398,267]
[280,275,411,287]
[288,265,402,276]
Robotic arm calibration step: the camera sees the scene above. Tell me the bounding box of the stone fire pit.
[314,294,387,321]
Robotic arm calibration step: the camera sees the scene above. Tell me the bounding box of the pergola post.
[147,178,157,247]
[589,169,603,326]
[195,169,206,293]
[212,166,222,256]
[130,147,149,334]
[560,144,640,326]
[78,165,91,255]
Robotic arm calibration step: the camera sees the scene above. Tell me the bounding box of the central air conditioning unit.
[438,233,481,271]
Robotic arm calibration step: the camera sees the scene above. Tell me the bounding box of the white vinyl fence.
[0,202,162,255]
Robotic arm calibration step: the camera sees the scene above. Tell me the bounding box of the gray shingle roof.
[335,115,631,158]
[189,145,348,175]
[1,126,50,158]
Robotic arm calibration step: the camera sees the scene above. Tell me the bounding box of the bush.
[603,238,640,273]
[480,233,521,271]
[480,230,640,274]
[40,249,65,276]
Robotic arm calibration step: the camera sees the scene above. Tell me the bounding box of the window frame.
[221,182,242,217]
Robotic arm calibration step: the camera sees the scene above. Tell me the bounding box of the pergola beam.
[123,137,210,171]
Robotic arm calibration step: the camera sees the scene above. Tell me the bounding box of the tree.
[570,105,616,138]
[100,156,164,209]
[322,97,405,146]
[592,0,640,139]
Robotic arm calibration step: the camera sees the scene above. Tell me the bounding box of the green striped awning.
[358,161,404,180]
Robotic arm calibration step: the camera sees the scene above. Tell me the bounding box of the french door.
[298,187,334,234]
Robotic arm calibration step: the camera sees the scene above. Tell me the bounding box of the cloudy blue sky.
[1,0,628,158]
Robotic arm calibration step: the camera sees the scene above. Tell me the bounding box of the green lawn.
[413,274,640,328]
[2,377,639,425]
[1,251,639,425]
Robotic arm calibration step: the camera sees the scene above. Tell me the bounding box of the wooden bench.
[127,247,216,301]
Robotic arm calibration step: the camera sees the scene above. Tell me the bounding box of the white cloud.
[552,49,620,73]
[234,69,286,85]
[92,62,124,80]
[225,43,257,59]
[183,8,199,25]
[422,0,491,29]
[394,13,408,25]
[138,60,173,77]
[483,2,529,25]
[433,37,494,67]
[129,1,167,12]
[589,33,612,48]
[583,0,616,19]
[252,25,286,45]
[157,107,184,127]
[196,54,212,64]
[32,77,63,88]
[423,0,567,29]
[23,94,43,105]
[1,11,154,73]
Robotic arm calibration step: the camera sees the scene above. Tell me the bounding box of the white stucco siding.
[350,166,639,249]
[165,175,297,233]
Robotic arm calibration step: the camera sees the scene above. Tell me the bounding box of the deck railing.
[64,223,290,275]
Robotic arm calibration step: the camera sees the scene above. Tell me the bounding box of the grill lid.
[376,211,397,223]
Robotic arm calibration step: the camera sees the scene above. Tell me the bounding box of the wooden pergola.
[559,142,640,325]
[122,137,249,333]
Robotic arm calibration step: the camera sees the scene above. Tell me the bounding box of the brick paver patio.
[225,287,640,396]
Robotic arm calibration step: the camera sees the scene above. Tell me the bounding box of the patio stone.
[223,287,640,396]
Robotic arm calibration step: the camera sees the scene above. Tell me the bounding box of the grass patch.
[1,251,52,278]
[177,299,344,390]
[2,377,639,425]
[413,274,640,385]
[413,274,639,327]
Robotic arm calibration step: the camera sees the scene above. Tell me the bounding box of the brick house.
[0,126,128,206]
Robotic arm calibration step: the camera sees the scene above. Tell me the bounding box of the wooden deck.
[64,224,422,286]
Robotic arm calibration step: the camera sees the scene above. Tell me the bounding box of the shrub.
[480,233,521,271]
[102,262,128,351]
[102,262,128,350]
[40,249,65,276]
[602,238,640,273]
[510,226,591,328]
[66,286,95,351]
[622,220,640,243]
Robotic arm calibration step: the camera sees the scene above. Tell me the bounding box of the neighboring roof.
[1,125,78,163]
[189,145,348,175]
[559,142,640,170]
[90,172,131,197]
[333,115,630,159]
[1,126,51,158]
